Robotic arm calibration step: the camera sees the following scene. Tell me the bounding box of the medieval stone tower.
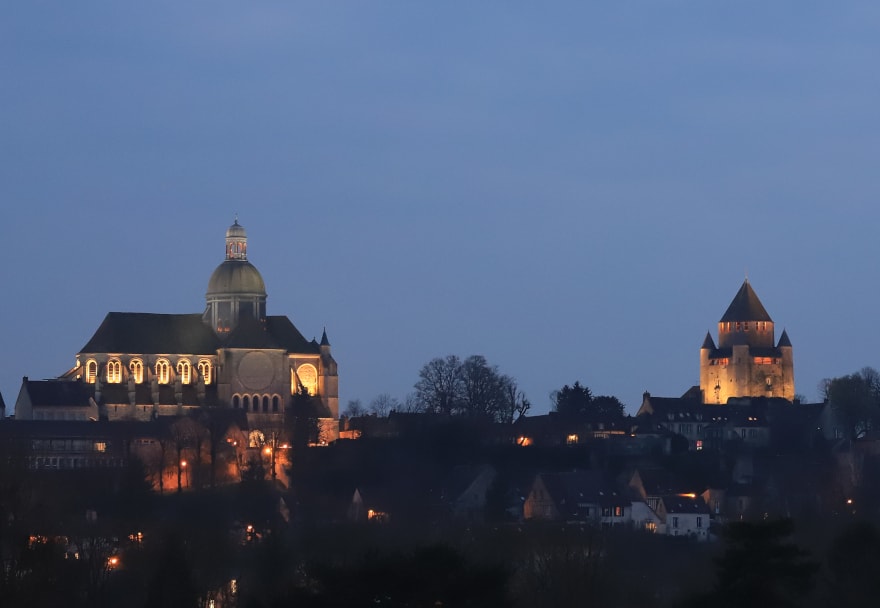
[699,280,794,404]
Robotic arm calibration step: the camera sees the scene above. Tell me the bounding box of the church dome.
[226,219,247,239]
[206,260,266,297]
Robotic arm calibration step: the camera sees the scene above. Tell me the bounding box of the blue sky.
[2,3,879,414]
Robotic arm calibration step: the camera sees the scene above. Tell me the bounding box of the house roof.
[540,470,626,510]
[662,494,710,514]
[720,280,772,322]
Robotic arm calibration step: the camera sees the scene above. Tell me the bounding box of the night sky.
[2,3,879,415]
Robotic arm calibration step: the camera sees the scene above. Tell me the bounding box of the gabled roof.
[80,313,220,354]
[662,494,709,514]
[540,471,625,510]
[24,379,94,408]
[720,280,772,323]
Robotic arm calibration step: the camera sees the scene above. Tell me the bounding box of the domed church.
[16,220,338,426]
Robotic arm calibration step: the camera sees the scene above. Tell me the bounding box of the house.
[441,464,497,522]
[524,471,630,526]
[657,495,710,540]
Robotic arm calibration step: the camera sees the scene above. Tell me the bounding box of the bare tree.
[369,393,400,417]
[343,399,365,418]
[414,355,464,415]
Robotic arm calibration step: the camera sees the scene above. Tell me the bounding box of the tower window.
[272,395,280,412]
[130,359,144,384]
[107,359,122,383]
[233,395,240,409]
[243,395,250,411]
[262,396,269,413]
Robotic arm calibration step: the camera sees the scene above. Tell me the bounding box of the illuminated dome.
[206,260,266,297]
[204,219,267,334]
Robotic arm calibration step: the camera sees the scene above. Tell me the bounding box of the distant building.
[700,280,794,404]
[14,220,339,438]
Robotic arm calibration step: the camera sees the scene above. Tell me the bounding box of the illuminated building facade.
[699,280,794,404]
[17,220,338,426]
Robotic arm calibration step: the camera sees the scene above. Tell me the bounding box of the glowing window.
[86,360,98,384]
[130,359,144,384]
[566,434,578,445]
[177,360,192,384]
[197,360,212,385]
[297,364,318,396]
[155,359,171,384]
[107,359,122,383]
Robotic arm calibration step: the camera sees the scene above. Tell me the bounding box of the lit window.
[177,360,191,384]
[156,359,170,384]
[86,360,98,384]
[614,506,623,517]
[107,359,122,383]
[696,440,703,451]
[566,434,579,445]
[296,364,318,396]
[198,360,212,385]
[130,359,143,384]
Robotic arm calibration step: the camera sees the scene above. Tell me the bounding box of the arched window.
[243,395,250,411]
[177,360,192,385]
[297,364,318,396]
[197,360,212,385]
[262,395,269,413]
[254,395,261,413]
[86,360,98,384]
[233,395,240,409]
[156,359,171,384]
[272,395,280,412]
[130,359,144,384]
[107,359,122,383]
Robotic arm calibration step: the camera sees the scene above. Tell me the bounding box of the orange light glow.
[263,447,272,455]
[678,493,697,499]
[180,460,187,468]
[108,556,120,568]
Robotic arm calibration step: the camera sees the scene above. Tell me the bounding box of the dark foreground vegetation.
[1,455,880,608]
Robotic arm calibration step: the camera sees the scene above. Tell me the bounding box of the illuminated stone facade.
[21,220,339,426]
[699,280,794,404]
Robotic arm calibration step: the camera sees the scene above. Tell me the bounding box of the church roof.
[80,313,220,355]
[223,316,319,353]
[720,280,772,323]
[23,379,94,407]
[80,312,320,355]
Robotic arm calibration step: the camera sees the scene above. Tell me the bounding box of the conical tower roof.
[701,331,717,350]
[777,329,792,347]
[720,280,772,322]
